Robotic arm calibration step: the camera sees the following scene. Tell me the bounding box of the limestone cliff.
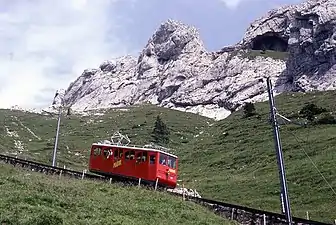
[54,0,336,120]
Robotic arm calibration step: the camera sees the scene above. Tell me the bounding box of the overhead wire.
[277,112,336,197]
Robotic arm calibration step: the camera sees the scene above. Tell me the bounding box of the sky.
[0,0,304,109]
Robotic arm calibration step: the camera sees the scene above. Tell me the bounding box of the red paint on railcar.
[88,143,178,188]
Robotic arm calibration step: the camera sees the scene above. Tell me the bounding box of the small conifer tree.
[151,115,170,145]
[243,102,256,118]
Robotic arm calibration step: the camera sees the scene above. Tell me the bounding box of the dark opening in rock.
[251,34,288,52]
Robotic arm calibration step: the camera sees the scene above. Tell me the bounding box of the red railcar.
[88,143,178,188]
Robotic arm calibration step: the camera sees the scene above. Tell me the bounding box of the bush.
[316,113,336,125]
[243,102,256,118]
[299,103,327,122]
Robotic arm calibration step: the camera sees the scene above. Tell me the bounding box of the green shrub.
[316,113,336,125]
[299,103,327,122]
[243,102,256,118]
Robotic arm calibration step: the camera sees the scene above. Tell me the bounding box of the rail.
[0,153,332,225]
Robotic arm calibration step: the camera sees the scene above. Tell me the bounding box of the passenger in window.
[150,156,155,164]
[167,159,172,167]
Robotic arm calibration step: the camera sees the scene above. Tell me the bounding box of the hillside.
[0,104,212,170]
[0,163,231,225]
[180,90,336,223]
[0,90,335,223]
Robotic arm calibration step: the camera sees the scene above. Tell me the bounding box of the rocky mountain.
[53,0,336,120]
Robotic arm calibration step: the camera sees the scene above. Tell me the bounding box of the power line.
[279,115,336,197]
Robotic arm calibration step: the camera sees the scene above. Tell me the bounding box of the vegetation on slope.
[0,105,212,170]
[0,90,335,223]
[180,91,336,223]
[0,163,232,225]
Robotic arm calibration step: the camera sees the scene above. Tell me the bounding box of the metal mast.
[266,77,293,225]
[52,107,62,167]
[51,90,65,167]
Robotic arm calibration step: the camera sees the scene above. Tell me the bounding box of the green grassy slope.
[0,91,335,223]
[180,91,336,223]
[0,163,232,225]
[0,105,212,170]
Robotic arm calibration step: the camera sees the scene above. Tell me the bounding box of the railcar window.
[125,151,130,160]
[142,151,147,162]
[93,148,101,156]
[119,149,123,158]
[130,150,135,160]
[167,156,176,169]
[114,149,118,158]
[136,152,142,163]
[150,155,156,164]
[159,153,167,165]
[103,148,109,158]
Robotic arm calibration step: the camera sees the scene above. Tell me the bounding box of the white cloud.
[0,0,130,109]
[220,0,259,8]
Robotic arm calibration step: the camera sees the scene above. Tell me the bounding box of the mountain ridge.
[48,0,336,120]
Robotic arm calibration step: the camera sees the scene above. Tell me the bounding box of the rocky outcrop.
[58,0,336,120]
[241,0,336,91]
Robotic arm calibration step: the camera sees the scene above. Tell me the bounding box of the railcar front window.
[103,148,110,158]
[167,156,176,169]
[93,148,101,156]
[159,153,167,165]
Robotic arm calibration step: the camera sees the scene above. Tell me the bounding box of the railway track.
[0,153,332,225]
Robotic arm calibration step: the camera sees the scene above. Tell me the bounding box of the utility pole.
[51,90,65,167]
[266,77,293,225]
[52,106,62,167]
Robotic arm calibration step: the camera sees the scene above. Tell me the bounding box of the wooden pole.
[154,178,158,191]
[182,183,185,201]
[231,208,235,220]
[81,169,85,179]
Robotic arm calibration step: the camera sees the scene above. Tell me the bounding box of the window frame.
[92,147,101,156]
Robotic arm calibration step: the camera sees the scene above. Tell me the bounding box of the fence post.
[231,208,235,220]
[138,178,141,187]
[263,214,266,225]
[182,183,185,201]
[306,211,309,220]
[109,178,112,184]
[154,178,158,191]
[334,219,336,225]
[81,169,86,179]
[59,170,62,178]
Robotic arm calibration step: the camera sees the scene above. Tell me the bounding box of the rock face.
[59,0,336,120]
[241,0,336,91]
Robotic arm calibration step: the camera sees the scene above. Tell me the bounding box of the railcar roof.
[92,143,178,158]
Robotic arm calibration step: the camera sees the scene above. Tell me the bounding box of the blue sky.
[0,0,303,109]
